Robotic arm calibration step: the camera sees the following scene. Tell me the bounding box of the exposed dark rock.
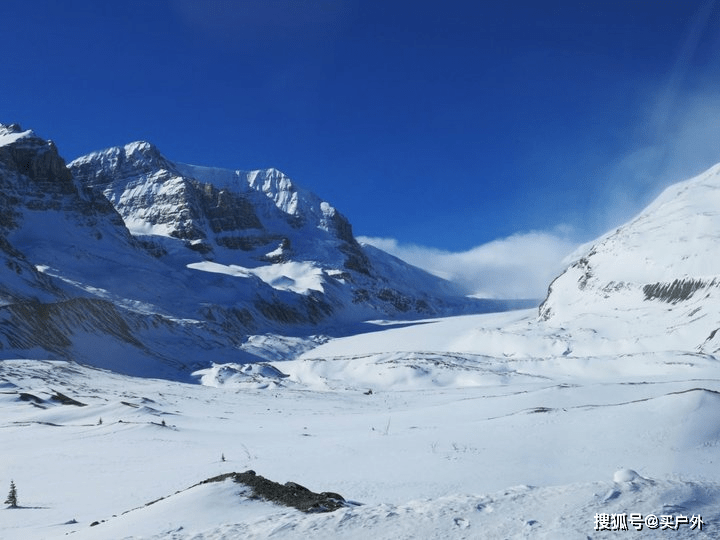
[254,298,305,324]
[186,241,213,254]
[377,288,411,312]
[136,238,168,258]
[342,245,372,276]
[261,238,291,263]
[215,234,282,251]
[352,289,370,304]
[574,257,592,290]
[18,393,43,404]
[331,212,372,276]
[0,131,73,191]
[254,293,333,325]
[193,181,263,233]
[0,297,146,357]
[304,294,334,323]
[201,471,348,513]
[50,391,86,407]
[643,278,717,304]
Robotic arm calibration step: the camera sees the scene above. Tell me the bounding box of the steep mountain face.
[0,124,203,378]
[69,143,372,274]
[0,124,130,305]
[0,124,496,379]
[67,140,495,324]
[538,162,720,354]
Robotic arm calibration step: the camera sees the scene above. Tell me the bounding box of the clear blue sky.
[3,0,720,255]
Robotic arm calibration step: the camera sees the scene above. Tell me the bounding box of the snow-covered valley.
[2,311,719,539]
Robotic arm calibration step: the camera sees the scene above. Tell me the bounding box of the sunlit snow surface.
[2,309,719,539]
[188,260,325,294]
[0,126,34,146]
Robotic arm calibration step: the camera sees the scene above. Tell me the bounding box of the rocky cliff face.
[0,124,73,192]
[70,144,372,273]
[0,125,128,305]
[0,124,125,228]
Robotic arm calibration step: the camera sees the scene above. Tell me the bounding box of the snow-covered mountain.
[0,123,513,379]
[0,124,133,303]
[67,137,522,321]
[538,162,720,355]
[68,141,373,271]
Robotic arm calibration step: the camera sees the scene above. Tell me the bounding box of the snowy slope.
[539,162,720,354]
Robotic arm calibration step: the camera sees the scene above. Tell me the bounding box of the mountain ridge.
[0,123,512,379]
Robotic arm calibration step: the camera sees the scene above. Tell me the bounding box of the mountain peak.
[0,123,73,187]
[70,144,370,272]
[0,125,530,378]
[0,123,33,145]
[69,140,177,191]
[73,139,163,160]
[122,140,164,161]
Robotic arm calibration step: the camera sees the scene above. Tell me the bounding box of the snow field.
[2,307,720,540]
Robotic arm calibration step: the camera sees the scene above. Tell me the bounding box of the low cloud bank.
[359,230,578,300]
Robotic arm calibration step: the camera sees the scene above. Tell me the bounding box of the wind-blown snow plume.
[359,229,577,299]
[590,0,720,235]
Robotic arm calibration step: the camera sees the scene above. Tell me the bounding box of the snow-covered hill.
[538,162,720,354]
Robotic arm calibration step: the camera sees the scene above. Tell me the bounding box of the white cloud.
[358,229,579,300]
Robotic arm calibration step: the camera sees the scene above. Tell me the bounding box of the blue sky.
[3,1,720,297]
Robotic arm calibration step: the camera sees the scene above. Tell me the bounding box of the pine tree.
[5,480,18,508]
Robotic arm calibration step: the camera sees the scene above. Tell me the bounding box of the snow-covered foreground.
[2,310,720,539]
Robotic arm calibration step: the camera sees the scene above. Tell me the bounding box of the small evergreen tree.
[5,480,18,508]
